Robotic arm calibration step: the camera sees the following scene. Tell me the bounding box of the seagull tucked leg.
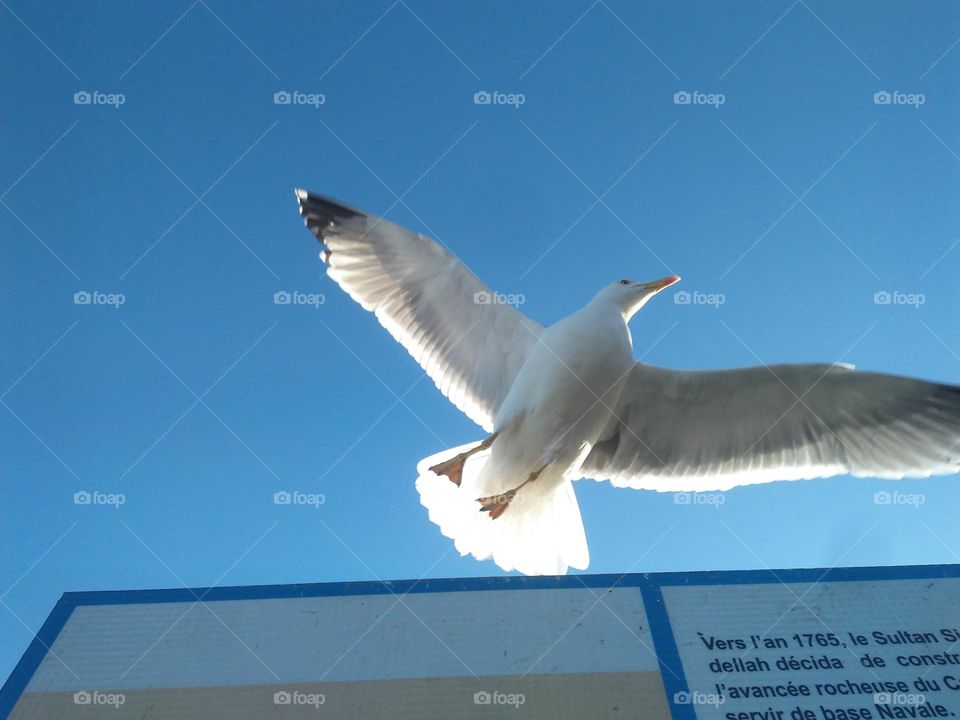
[477,465,546,519]
[429,432,499,486]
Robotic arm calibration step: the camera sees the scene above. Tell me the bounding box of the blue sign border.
[2,563,956,719]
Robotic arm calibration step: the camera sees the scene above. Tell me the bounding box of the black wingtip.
[294,190,368,266]
[294,189,365,231]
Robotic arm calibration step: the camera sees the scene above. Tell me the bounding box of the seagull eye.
[619,279,631,285]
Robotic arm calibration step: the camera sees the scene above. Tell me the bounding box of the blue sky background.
[2,0,959,683]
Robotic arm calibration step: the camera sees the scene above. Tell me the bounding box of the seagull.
[295,190,960,576]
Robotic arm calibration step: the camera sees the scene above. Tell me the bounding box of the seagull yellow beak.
[640,275,681,292]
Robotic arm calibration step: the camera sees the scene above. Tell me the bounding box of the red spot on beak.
[653,275,681,290]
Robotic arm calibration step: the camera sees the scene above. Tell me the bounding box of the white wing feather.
[580,362,960,492]
[296,190,542,431]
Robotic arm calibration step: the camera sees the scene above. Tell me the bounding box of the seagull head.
[596,275,681,319]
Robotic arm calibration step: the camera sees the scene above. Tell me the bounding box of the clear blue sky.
[2,0,959,683]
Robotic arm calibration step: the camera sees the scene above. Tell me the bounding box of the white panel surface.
[27,586,658,691]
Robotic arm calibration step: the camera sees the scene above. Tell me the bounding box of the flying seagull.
[295,189,960,576]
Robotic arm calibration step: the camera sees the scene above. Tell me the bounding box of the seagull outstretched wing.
[581,362,960,491]
[296,190,542,432]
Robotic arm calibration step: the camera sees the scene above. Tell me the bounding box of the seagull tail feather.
[415,443,589,576]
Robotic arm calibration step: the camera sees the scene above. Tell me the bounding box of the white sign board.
[1,565,956,719]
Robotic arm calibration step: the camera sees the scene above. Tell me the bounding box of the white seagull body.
[296,190,960,576]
